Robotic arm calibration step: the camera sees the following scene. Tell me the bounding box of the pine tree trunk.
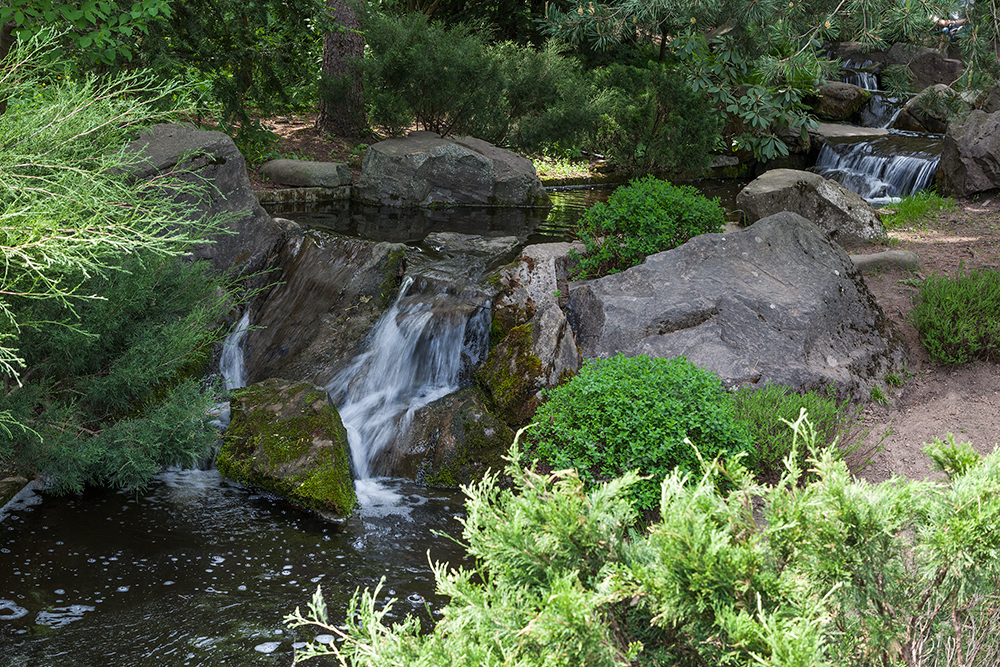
[316,0,366,137]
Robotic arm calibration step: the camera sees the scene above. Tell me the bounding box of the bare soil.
[255,116,1000,484]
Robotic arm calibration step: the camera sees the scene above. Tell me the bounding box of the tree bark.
[316,0,366,137]
[0,22,17,115]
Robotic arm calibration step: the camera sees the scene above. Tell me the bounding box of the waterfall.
[220,311,251,391]
[326,275,491,483]
[840,59,905,128]
[814,138,941,206]
[841,60,879,90]
[210,311,251,430]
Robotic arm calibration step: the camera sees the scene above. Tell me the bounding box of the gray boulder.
[892,84,967,134]
[244,232,407,385]
[885,43,964,92]
[565,212,907,402]
[490,242,582,336]
[370,385,513,486]
[217,378,356,520]
[124,123,284,278]
[937,110,1000,197]
[737,169,884,245]
[353,131,551,208]
[262,159,352,187]
[809,82,871,121]
[979,85,1000,114]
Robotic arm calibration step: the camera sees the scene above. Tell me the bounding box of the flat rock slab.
[262,159,352,188]
[353,131,551,208]
[812,122,889,140]
[851,250,921,273]
[566,212,907,402]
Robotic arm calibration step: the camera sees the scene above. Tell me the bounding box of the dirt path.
[847,195,1000,483]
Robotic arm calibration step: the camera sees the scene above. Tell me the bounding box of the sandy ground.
[846,195,1000,483]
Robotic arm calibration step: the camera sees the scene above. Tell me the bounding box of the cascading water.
[840,60,906,129]
[220,311,251,391]
[814,135,942,206]
[325,273,491,504]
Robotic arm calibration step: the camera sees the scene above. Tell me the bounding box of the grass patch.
[911,266,1000,364]
[882,190,956,229]
[530,154,596,181]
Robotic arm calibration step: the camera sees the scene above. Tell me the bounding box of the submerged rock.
[353,131,551,208]
[565,212,907,402]
[217,379,356,519]
[737,169,884,245]
[371,385,513,486]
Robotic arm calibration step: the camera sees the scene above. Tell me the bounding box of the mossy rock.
[217,378,356,519]
[370,385,513,487]
[0,476,29,508]
[476,323,545,427]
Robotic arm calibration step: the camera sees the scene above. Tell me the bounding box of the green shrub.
[910,266,1000,364]
[529,354,750,511]
[734,383,866,482]
[589,61,721,174]
[571,176,725,278]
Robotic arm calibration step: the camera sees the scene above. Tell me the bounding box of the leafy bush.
[288,419,1000,667]
[910,267,1000,364]
[883,190,956,229]
[734,383,869,482]
[571,176,725,278]
[528,354,750,511]
[589,61,722,173]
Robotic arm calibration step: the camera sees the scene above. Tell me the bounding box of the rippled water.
[0,472,466,667]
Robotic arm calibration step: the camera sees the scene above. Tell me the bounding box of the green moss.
[422,388,513,488]
[377,247,407,308]
[217,380,357,517]
[476,323,545,427]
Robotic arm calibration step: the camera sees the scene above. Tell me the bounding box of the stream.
[0,133,938,663]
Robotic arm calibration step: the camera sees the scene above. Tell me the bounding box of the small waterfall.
[326,275,491,485]
[841,60,879,90]
[814,137,941,206]
[220,311,251,391]
[841,60,905,128]
[210,311,251,430]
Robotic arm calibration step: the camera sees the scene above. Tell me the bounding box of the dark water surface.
[0,472,466,667]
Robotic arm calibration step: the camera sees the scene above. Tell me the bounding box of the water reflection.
[0,471,466,667]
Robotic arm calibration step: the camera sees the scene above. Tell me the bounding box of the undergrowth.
[910,265,1000,363]
[883,190,956,229]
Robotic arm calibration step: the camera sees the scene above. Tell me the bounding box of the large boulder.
[124,123,284,278]
[565,212,907,402]
[892,84,967,134]
[370,385,513,486]
[243,232,406,385]
[737,169,884,245]
[826,42,964,93]
[353,131,551,208]
[489,242,581,338]
[937,110,1000,197]
[809,82,871,121]
[217,379,356,519]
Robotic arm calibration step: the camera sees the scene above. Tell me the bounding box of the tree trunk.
[316,0,366,137]
[0,22,17,115]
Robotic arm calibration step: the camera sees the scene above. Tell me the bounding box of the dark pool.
[0,472,466,667]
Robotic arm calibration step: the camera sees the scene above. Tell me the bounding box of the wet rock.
[892,84,967,134]
[124,123,284,280]
[371,385,513,486]
[565,212,907,402]
[243,232,406,385]
[737,169,885,245]
[477,301,580,427]
[261,159,352,188]
[218,379,356,519]
[937,110,1000,197]
[420,232,520,277]
[809,82,871,121]
[353,131,551,208]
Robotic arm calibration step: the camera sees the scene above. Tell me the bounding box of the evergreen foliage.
[589,61,721,173]
[571,176,725,278]
[910,267,1000,364]
[529,354,751,511]
[288,416,1000,667]
[358,11,598,152]
[0,33,233,491]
